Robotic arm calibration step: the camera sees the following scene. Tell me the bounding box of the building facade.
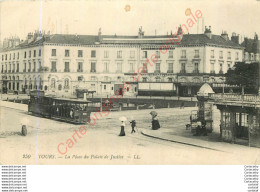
[0,27,244,97]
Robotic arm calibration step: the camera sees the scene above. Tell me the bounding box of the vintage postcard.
[0,0,260,165]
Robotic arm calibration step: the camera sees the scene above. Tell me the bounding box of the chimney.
[138,26,144,38]
[98,28,102,42]
[231,32,239,44]
[221,31,229,41]
[204,26,212,39]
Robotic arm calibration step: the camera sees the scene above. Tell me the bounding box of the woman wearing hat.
[150,111,160,130]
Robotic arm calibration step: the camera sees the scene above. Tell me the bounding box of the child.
[130,120,136,133]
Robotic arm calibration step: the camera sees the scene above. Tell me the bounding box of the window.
[211,50,214,58]
[181,63,186,73]
[117,51,122,58]
[155,63,160,73]
[142,77,147,82]
[1,55,3,61]
[52,49,56,56]
[65,50,70,57]
[143,63,148,73]
[104,51,109,58]
[195,50,199,58]
[194,63,199,73]
[104,85,106,90]
[78,50,83,57]
[24,63,27,72]
[167,63,173,73]
[236,52,239,60]
[130,51,135,58]
[51,61,57,72]
[169,50,173,58]
[219,63,223,74]
[210,62,215,73]
[51,78,56,88]
[13,53,15,60]
[104,62,109,72]
[17,52,19,59]
[5,54,7,60]
[181,50,186,58]
[130,63,134,72]
[39,49,41,57]
[227,51,231,59]
[64,62,70,72]
[64,78,69,89]
[156,51,160,58]
[29,51,31,58]
[9,54,11,60]
[28,62,31,72]
[24,51,27,58]
[91,62,96,72]
[117,62,122,72]
[91,50,96,58]
[77,62,83,72]
[219,51,223,59]
[143,51,147,58]
[168,78,173,82]
[33,62,36,72]
[34,50,36,57]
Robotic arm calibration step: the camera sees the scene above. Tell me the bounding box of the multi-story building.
[240,33,260,64]
[0,27,244,97]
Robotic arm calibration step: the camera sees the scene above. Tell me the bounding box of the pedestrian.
[150,111,160,130]
[130,120,136,133]
[119,121,126,136]
[180,101,185,109]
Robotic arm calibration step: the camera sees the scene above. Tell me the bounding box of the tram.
[28,90,95,124]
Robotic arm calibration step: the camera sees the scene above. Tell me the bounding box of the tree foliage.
[226,62,259,93]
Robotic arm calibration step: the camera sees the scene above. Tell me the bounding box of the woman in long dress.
[119,121,126,136]
[151,115,160,130]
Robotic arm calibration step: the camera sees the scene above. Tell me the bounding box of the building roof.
[1,32,244,51]
[179,34,243,48]
[45,34,99,45]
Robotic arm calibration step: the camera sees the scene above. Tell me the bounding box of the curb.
[141,130,226,152]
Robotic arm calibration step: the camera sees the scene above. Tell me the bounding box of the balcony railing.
[77,69,83,72]
[8,70,11,73]
[16,70,19,73]
[90,69,96,73]
[23,69,26,72]
[4,70,7,73]
[219,70,223,74]
[209,93,260,106]
[51,69,57,72]
[194,55,200,58]
[154,70,161,74]
[167,70,173,73]
[180,69,186,74]
[193,70,199,74]
[12,70,15,73]
[210,70,215,74]
[64,69,70,72]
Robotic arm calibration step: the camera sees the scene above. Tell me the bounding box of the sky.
[0,0,260,42]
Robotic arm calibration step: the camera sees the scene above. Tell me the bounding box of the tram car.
[28,90,95,124]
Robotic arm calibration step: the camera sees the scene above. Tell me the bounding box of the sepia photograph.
[0,0,260,165]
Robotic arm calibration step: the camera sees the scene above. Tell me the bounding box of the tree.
[226,62,259,94]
